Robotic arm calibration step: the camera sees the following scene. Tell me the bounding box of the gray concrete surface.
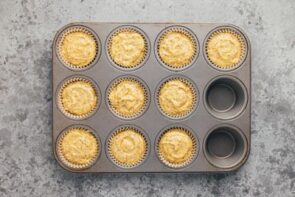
[0,0,295,196]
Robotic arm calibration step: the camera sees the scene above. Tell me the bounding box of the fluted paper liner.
[107,26,148,69]
[156,26,198,70]
[156,126,198,168]
[205,27,247,70]
[57,76,99,120]
[106,76,149,119]
[56,126,100,170]
[57,26,99,70]
[107,126,149,168]
[156,76,197,119]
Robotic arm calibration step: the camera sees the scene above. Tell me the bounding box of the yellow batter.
[59,30,97,68]
[158,128,195,165]
[60,80,98,117]
[109,30,146,68]
[159,79,195,117]
[59,128,99,166]
[109,128,146,166]
[159,31,195,68]
[206,31,244,68]
[108,79,146,117]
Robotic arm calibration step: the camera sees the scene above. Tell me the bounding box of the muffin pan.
[52,23,251,173]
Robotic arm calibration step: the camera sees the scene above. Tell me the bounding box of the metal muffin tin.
[52,22,251,173]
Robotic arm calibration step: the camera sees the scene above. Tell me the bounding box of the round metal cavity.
[207,130,236,158]
[204,75,247,120]
[204,125,247,169]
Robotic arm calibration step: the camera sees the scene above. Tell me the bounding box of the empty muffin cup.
[204,76,247,120]
[204,125,247,169]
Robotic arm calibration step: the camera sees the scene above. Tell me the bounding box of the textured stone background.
[0,0,295,196]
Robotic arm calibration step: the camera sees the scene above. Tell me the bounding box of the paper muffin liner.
[56,126,100,170]
[107,26,149,70]
[57,26,99,70]
[107,126,149,168]
[156,26,198,70]
[106,76,149,119]
[156,76,198,119]
[57,76,99,120]
[204,27,247,70]
[156,126,198,168]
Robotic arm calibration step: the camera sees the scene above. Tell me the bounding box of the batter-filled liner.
[156,26,198,70]
[204,26,247,71]
[156,126,198,168]
[107,125,149,168]
[57,26,100,70]
[107,26,149,70]
[106,76,150,119]
[57,76,100,120]
[156,76,198,119]
[56,125,100,170]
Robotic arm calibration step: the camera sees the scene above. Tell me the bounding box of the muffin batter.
[109,128,146,166]
[59,30,97,68]
[60,80,98,117]
[206,31,244,68]
[108,79,146,117]
[158,128,195,165]
[109,30,146,68]
[159,79,195,117]
[59,128,98,166]
[159,31,195,68]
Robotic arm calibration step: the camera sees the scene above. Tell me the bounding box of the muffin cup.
[156,126,198,169]
[204,26,247,71]
[56,125,100,170]
[57,76,100,120]
[106,26,149,70]
[156,76,198,119]
[56,25,100,70]
[106,76,150,119]
[204,75,248,120]
[156,26,198,70]
[106,125,149,168]
[203,125,248,169]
